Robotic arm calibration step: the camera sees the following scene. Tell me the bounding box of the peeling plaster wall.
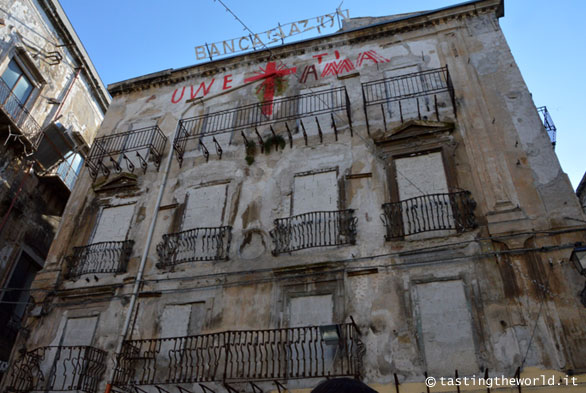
[0,0,108,376]
[8,2,586,392]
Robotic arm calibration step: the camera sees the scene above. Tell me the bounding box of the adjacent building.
[576,172,586,215]
[0,0,110,378]
[3,1,586,393]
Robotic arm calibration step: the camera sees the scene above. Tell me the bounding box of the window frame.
[0,48,45,114]
[89,202,136,244]
[387,147,457,204]
[291,166,343,216]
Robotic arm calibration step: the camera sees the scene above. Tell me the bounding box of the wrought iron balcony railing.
[174,86,352,165]
[113,323,362,387]
[86,126,167,180]
[270,210,357,256]
[381,191,476,240]
[0,77,43,148]
[66,240,134,279]
[156,226,232,268]
[537,106,556,147]
[361,66,456,133]
[4,346,107,393]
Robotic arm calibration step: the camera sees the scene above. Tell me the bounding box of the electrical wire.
[209,0,440,196]
[2,235,582,307]
[1,225,584,296]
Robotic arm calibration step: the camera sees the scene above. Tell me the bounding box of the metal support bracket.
[250,382,263,393]
[331,113,338,141]
[299,119,308,146]
[199,139,209,162]
[213,137,223,159]
[122,153,135,173]
[380,104,387,133]
[315,116,323,143]
[240,131,249,146]
[274,381,288,393]
[136,151,148,173]
[285,123,293,148]
[199,384,216,393]
[255,127,264,153]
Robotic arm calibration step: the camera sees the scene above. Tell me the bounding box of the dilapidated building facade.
[3,0,586,392]
[0,0,109,378]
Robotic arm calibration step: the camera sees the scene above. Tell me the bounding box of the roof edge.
[108,0,504,95]
[40,0,111,112]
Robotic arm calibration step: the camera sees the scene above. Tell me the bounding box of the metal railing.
[174,86,352,165]
[270,210,357,255]
[4,346,107,393]
[361,66,456,132]
[55,157,80,190]
[537,106,556,147]
[112,323,362,386]
[65,240,134,279]
[86,126,167,179]
[0,77,43,148]
[156,226,232,267]
[381,191,476,240]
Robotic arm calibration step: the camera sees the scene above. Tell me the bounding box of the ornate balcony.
[270,210,357,256]
[381,191,476,240]
[156,226,232,268]
[174,86,353,165]
[86,126,167,180]
[4,346,107,393]
[361,66,456,133]
[0,77,43,148]
[112,323,363,387]
[65,240,134,279]
[537,106,556,147]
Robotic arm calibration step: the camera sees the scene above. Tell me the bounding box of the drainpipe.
[109,122,180,384]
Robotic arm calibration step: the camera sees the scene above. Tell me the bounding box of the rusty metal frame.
[380,191,476,240]
[85,126,167,180]
[361,66,456,134]
[112,323,363,388]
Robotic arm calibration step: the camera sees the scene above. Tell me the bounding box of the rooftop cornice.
[108,0,503,97]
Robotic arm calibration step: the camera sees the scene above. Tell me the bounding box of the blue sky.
[59,0,585,188]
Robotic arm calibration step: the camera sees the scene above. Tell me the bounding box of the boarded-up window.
[161,302,206,338]
[92,204,135,243]
[188,302,206,335]
[161,304,191,338]
[290,294,333,327]
[183,184,227,229]
[394,152,454,237]
[395,152,448,199]
[293,171,338,215]
[415,280,478,376]
[288,294,335,376]
[62,316,98,346]
[47,316,99,390]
